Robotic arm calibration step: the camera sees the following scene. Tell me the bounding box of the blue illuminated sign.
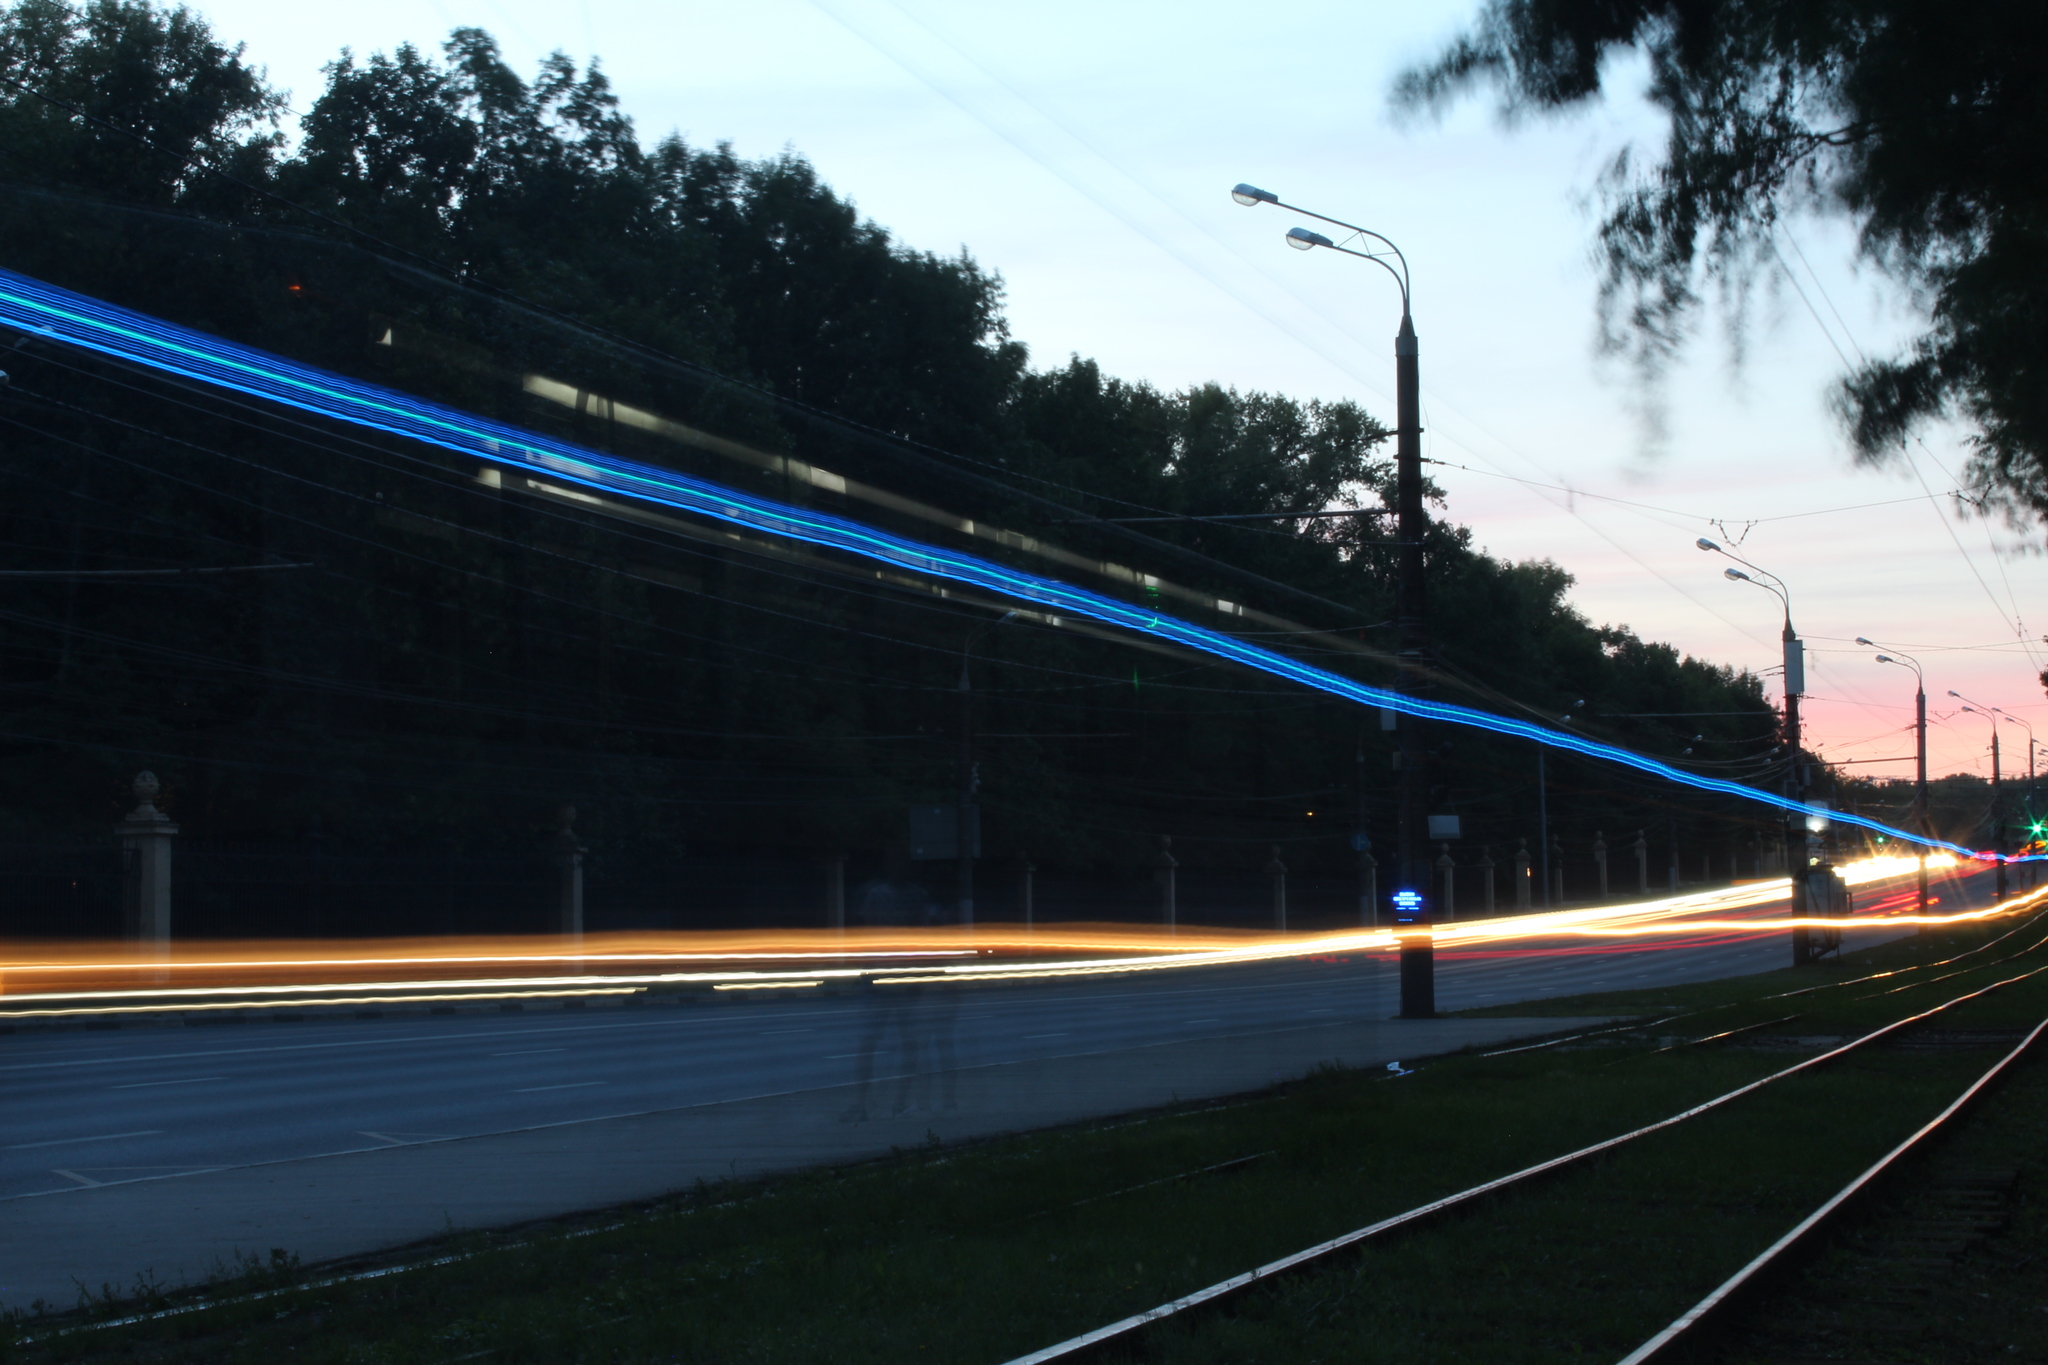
[1391,889,1424,922]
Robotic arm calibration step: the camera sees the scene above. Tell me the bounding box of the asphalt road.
[0,867,1987,1204]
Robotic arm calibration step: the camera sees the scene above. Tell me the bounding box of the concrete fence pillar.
[1478,845,1496,916]
[116,771,177,957]
[551,803,584,947]
[1358,849,1378,927]
[1549,836,1565,905]
[1594,830,1609,901]
[1264,845,1288,932]
[825,852,846,934]
[1437,843,1456,922]
[1154,835,1177,934]
[1515,838,1532,910]
[1634,829,1649,894]
[1020,853,1036,931]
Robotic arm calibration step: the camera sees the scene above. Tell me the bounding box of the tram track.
[1614,1015,2048,1362]
[1001,903,2048,1365]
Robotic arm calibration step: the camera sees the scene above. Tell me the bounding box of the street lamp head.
[1723,567,1749,581]
[1876,655,1894,664]
[1696,537,1720,552]
[1855,637,1875,646]
[1231,183,1277,207]
[1948,690,1963,698]
[1285,226,1334,251]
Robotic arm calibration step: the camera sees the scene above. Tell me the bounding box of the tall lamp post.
[1698,539,1813,963]
[958,610,1019,928]
[1950,692,2007,902]
[1233,182,1432,1017]
[1856,639,1929,917]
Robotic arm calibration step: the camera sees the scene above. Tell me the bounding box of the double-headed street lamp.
[1699,539,1815,962]
[1950,690,2028,901]
[1856,639,1930,916]
[1232,182,1432,1018]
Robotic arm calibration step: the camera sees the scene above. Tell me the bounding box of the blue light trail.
[0,266,2014,863]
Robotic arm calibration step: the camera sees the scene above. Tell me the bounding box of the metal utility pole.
[1952,693,2013,902]
[957,610,1018,929]
[1232,181,1433,1016]
[1992,723,2004,901]
[1700,540,1808,963]
[1917,684,1930,911]
[1391,308,1432,1016]
[1861,643,1930,917]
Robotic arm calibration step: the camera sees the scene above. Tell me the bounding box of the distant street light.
[1701,539,1814,963]
[1857,638,1929,917]
[1234,180,1431,1017]
[1950,690,2008,901]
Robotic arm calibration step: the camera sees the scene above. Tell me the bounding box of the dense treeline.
[0,1,1811,928]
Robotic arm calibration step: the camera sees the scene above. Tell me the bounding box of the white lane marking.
[5,1129,161,1151]
[491,1048,566,1056]
[761,1029,813,1035]
[0,968,1426,1075]
[512,1081,607,1094]
[1024,1032,1069,1039]
[107,1076,223,1090]
[0,1014,764,1075]
[52,1165,215,1187]
[357,1131,456,1145]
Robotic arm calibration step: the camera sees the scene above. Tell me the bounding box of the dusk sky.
[196,0,2048,783]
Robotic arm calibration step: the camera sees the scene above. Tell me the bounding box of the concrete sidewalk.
[0,1013,1604,1312]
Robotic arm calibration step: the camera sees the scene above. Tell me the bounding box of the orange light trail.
[0,858,2036,1016]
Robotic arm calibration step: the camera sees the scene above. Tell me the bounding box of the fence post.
[1594,831,1609,900]
[1154,835,1177,935]
[1668,821,1680,890]
[1549,835,1565,905]
[1634,829,1649,894]
[1358,847,1378,927]
[116,771,177,958]
[825,852,846,934]
[1515,838,1532,910]
[1020,853,1035,932]
[1478,844,1496,916]
[1437,843,1456,922]
[1264,845,1288,931]
[551,803,584,947]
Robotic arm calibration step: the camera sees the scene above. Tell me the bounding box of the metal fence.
[0,841,1391,940]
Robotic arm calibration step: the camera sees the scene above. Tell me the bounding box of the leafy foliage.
[1396,0,2048,528]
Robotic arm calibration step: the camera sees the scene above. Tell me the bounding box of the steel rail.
[997,956,2048,1365]
[1615,1013,2048,1363]
[1485,894,2048,1062]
